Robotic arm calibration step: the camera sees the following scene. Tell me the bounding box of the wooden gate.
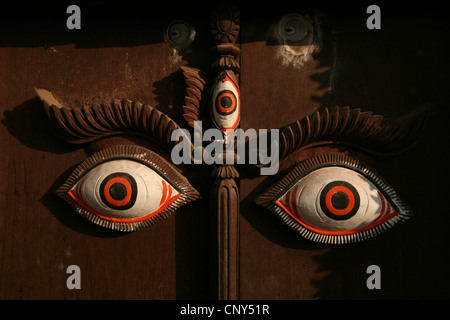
[1,1,449,300]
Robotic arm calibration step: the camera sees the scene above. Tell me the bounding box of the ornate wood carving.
[210,165,240,299]
[278,104,431,160]
[209,3,241,300]
[180,66,207,129]
[58,145,199,232]
[210,3,240,73]
[35,88,193,153]
[255,153,411,244]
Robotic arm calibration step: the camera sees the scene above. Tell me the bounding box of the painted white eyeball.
[255,154,411,244]
[58,145,199,232]
[211,70,240,135]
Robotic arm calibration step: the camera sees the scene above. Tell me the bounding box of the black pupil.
[109,183,127,201]
[220,96,233,109]
[331,192,349,210]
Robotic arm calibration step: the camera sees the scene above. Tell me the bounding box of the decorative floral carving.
[210,3,240,45]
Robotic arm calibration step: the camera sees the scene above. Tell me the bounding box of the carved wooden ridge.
[180,66,207,129]
[278,104,430,159]
[35,88,195,156]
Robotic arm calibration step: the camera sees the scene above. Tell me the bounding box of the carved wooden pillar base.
[210,165,239,300]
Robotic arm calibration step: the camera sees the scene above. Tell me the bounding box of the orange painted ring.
[103,177,133,207]
[324,185,355,216]
[215,90,237,115]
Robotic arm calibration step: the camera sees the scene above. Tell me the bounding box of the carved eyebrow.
[279,104,431,160]
[35,88,192,152]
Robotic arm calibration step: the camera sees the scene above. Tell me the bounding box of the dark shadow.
[145,14,214,299]
[237,6,336,251]
[1,1,446,48]
[237,3,449,300]
[0,1,212,48]
[2,98,80,154]
[152,69,186,125]
[240,173,330,251]
[175,164,212,299]
[303,10,450,300]
[2,99,127,237]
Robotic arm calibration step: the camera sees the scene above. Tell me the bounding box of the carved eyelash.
[255,153,412,244]
[57,145,199,231]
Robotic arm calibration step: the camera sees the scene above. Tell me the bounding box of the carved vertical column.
[209,4,240,300]
[210,165,240,300]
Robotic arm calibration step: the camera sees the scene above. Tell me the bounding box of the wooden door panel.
[0,5,212,299]
[239,5,449,299]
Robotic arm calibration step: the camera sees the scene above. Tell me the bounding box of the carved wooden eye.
[255,154,411,244]
[165,21,196,49]
[58,145,199,232]
[211,70,240,135]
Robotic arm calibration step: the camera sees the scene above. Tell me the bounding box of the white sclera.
[74,160,179,219]
[279,167,383,232]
